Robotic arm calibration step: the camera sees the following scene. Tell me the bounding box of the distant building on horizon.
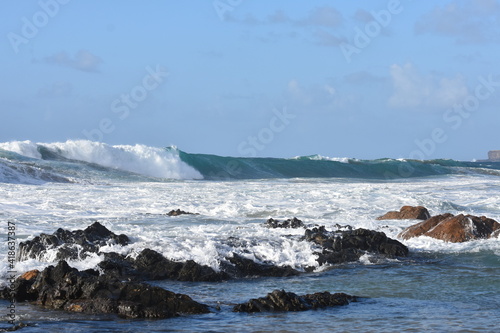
[488,150,500,161]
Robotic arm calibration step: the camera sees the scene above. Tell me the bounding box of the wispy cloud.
[388,63,469,109]
[230,6,344,27]
[300,6,344,27]
[415,0,500,43]
[44,49,103,73]
[313,30,348,46]
[343,71,386,85]
[228,6,346,46]
[285,79,349,110]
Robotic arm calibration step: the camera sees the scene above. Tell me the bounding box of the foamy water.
[0,141,499,332]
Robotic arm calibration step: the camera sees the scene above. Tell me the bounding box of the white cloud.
[324,84,336,95]
[285,79,347,110]
[388,63,469,109]
[415,0,500,43]
[44,50,102,73]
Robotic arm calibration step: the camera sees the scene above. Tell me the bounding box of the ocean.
[1,140,499,332]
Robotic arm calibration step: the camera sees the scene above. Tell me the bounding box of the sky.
[1,0,500,161]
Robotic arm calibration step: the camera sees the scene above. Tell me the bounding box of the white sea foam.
[0,140,41,159]
[292,154,352,163]
[1,173,499,286]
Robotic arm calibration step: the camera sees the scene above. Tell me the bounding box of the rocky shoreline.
[2,206,498,323]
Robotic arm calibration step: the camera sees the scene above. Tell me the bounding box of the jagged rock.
[167,209,198,216]
[376,206,431,220]
[233,289,356,312]
[17,222,129,261]
[398,213,500,242]
[304,226,408,266]
[398,214,452,240]
[99,250,300,281]
[221,253,300,278]
[98,249,229,282]
[266,217,304,228]
[1,261,209,319]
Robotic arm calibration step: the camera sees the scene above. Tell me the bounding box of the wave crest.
[0,140,203,182]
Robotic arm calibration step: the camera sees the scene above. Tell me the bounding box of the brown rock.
[19,270,40,281]
[398,214,453,240]
[399,214,500,243]
[377,206,431,220]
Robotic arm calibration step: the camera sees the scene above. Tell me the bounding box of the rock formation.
[233,289,356,312]
[98,249,230,282]
[17,222,129,261]
[2,260,210,319]
[221,253,300,278]
[399,213,500,242]
[304,225,408,265]
[376,206,431,220]
[166,209,198,216]
[266,217,304,228]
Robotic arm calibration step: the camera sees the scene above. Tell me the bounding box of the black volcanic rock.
[221,253,300,278]
[132,248,229,282]
[167,209,198,216]
[304,226,408,266]
[97,249,230,282]
[17,222,129,261]
[99,250,299,282]
[266,217,304,229]
[233,289,356,312]
[1,260,209,319]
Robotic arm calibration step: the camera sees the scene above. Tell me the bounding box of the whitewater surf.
[0,140,499,332]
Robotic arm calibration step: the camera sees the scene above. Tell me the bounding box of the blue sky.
[1,0,500,160]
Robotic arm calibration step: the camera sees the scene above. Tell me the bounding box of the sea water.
[0,141,499,332]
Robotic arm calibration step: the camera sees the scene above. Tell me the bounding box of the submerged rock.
[304,226,408,266]
[399,213,500,242]
[0,323,36,332]
[266,217,304,229]
[233,289,356,312]
[167,209,198,216]
[17,222,129,261]
[1,260,209,319]
[377,206,431,220]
